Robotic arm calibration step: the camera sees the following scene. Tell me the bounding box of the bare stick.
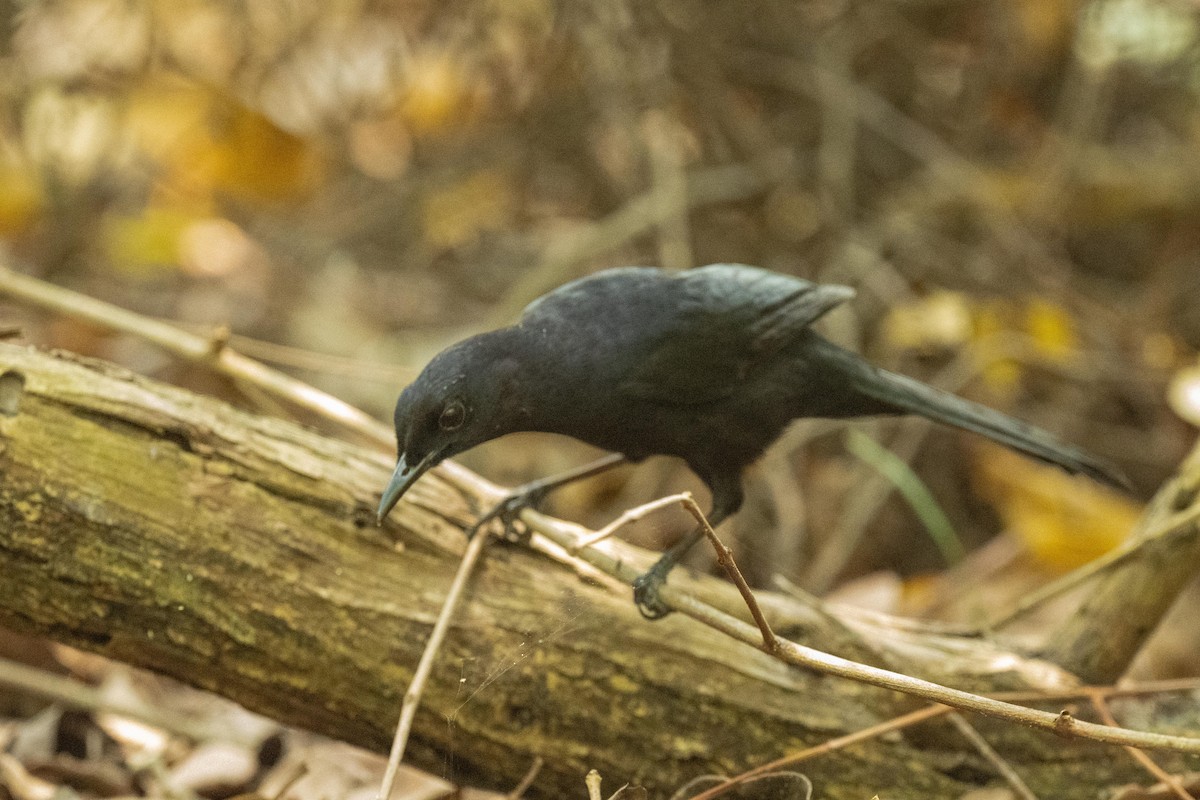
[504,757,545,800]
[948,712,1039,800]
[568,492,693,552]
[678,497,778,652]
[377,532,489,800]
[0,266,392,448]
[585,770,603,800]
[688,704,951,800]
[528,510,1200,755]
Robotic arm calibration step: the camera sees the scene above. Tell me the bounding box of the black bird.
[377,264,1121,617]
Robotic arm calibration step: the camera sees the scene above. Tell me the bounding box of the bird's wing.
[618,265,856,405]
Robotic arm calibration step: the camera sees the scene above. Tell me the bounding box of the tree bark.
[0,343,1197,800]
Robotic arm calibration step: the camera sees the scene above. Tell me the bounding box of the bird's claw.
[466,485,550,542]
[632,567,673,620]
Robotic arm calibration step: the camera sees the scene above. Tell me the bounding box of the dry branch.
[1042,447,1200,683]
[1,343,1198,799]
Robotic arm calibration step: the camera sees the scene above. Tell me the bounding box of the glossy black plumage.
[378,264,1121,616]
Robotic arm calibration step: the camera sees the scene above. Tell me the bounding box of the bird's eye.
[438,400,466,431]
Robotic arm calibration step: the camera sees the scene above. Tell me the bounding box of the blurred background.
[1,0,1200,633]
[4,2,1200,798]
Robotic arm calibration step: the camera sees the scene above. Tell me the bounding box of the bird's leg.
[467,452,627,541]
[632,527,706,619]
[632,499,736,620]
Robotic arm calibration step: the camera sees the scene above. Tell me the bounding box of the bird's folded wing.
[618,279,855,405]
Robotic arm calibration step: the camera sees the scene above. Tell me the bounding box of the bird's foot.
[466,484,550,542]
[632,565,673,620]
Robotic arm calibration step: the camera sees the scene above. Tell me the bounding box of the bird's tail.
[815,339,1126,489]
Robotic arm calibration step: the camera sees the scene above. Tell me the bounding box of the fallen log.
[0,343,1197,799]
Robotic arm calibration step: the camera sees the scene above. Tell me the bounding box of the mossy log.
[0,343,1197,799]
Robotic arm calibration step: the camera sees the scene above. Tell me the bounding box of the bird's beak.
[376,449,440,524]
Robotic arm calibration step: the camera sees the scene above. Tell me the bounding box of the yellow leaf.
[102,206,199,275]
[1024,298,1078,362]
[0,159,43,234]
[207,104,323,201]
[422,169,515,249]
[972,443,1138,570]
[973,301,1021,397]
[123,81,322,204]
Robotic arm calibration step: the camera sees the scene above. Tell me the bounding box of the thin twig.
[688,704,951,800]
[1088,690,1197,800]
[568,493,692,552]
[947,712,1040,800]
[679,496,778,651]
[377,532,489,800]
[504,757,545,800]
[982,677,1200,706]
[528,509,1200,755]
[0,265,393,449]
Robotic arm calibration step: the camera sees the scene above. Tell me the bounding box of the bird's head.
[376,334,523,522]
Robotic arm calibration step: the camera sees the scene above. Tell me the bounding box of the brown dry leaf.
[127,81,322,204]
[669,772,811,800]
[23,753,132,797]
[970,296,1079,395]
[1111,771,1200,800]
[22,87,125,189]
[122,77,214,166]
[1013,0,1083,56]
[972,442,1139,570]
[349,113,413,180]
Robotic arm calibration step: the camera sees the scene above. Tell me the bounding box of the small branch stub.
[0,370,25,416]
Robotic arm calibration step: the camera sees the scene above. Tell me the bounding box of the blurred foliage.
[973,442,1140,569]
[1,0,1199,594]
